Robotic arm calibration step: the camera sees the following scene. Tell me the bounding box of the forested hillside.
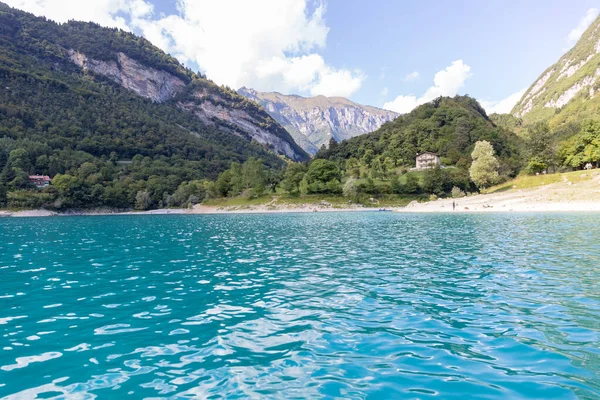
[317,96,522,177]
[0,2,308,209]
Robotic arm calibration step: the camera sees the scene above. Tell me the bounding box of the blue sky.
[321,0,600,111]
[5,0,600,113]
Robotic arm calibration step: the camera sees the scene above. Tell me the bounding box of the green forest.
[0,2,301,209]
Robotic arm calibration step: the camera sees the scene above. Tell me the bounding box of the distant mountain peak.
[238,89,399,154]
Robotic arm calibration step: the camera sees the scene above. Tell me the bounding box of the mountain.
[318,96,522,177]
[0,2,309,168]
[238,87,398,154]
[511,15,600,128]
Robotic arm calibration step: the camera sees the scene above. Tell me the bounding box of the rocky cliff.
[512,15,600,128]
[69,50,187,103]
[239,88,398,154]
[66,51,308,161]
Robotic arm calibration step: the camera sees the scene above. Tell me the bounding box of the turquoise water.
[0,213,599,399]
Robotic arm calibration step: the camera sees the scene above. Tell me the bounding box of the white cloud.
[404,71,419,81]
[3,0,153,30]
[135,0,364,97]
[4,0,364,98]
[479,88,526,115]
[568,8,599,44]
[383,60,472,114]
[310,67,365,97]
[383,94,419,114]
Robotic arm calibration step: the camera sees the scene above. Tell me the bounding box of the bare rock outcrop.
[69,50,186,103]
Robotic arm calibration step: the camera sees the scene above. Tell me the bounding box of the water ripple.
[0,213,599,398]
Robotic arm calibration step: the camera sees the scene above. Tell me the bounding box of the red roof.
[416,152,438,157]
[29,175,51,181]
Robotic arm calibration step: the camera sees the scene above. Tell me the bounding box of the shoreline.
[3,201,600,218]
[3,174,600,217]
[0,205,387,218]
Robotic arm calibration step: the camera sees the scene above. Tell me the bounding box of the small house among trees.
[29,175,51,189]
[415,152,441,169]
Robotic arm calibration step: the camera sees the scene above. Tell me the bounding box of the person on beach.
[453,201,456,211]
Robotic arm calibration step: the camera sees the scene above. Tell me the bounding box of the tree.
[242,158,266,194]
[306,159,340,185]
[524,122,555,172]
[362,149,375,167]
[422,167,447,195]
[326,179,342,194]
[328,137,338,152]
[383,157,395,177]
[0,184,7,207]
[9,169,31,190]
[8,148,31,172]
[469,141,499,188]
[280,163,307,194]
[229,162,244,196]
[52,174,80,207]
[135,190,152,210]
[215,170,232,197]
[299,176,309,198]
[390,175,402,194]
[364,177,376,194]
[560,120,600,168]
[345,157,359,172]
[453,117,471,152]
[399,173,419,194]
[252,177,266,197]
[78,162,97,179]
[343,178,358,201]
[370,158,383,179]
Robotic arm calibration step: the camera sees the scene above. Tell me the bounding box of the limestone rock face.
[178,89,304,161]
[69,50,186,103]
[239,87,398,154]
[511,15,600,125]
[67,51,308,161]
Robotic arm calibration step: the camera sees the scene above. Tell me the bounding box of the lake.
[0,213,599,398]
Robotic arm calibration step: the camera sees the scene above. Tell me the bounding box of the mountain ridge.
[238,87,398,154]
[511,14,600,129]
[0,2,309,162]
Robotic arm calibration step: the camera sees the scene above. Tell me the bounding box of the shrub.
[326,179,342,194]
[7,190,55,209]
[523,159,547,175]
[451,186,465,198]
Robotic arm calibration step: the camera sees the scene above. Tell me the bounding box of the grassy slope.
[204,194,423,208]
[485,170,595,193]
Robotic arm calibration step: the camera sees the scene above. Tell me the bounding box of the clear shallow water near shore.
[0,213,599,399]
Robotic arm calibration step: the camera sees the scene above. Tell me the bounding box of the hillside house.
[415,152,440,169]
[29,175,51,189]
